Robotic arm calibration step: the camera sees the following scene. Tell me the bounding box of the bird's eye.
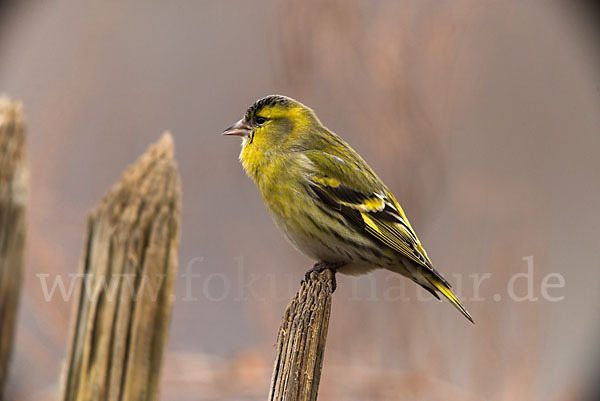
[255,116,267,125]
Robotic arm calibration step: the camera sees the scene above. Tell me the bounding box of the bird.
[223,95,473,323]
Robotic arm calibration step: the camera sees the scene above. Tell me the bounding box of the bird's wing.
[302,150,473,322]
[302,150,439,274]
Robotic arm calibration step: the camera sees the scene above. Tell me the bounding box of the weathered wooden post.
[60,133,181,401]
[269,269,335,401]
[0,98,27,400]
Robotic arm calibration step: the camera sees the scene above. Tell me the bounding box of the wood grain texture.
[60,133,181,401]
[269,269,334,401]
[0,98,27,400]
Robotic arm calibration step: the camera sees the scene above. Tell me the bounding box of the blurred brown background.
[1,1,599,400]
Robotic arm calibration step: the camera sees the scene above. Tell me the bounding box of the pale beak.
[222,119,252,137]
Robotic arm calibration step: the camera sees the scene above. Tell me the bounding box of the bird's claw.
[304,262,338,292]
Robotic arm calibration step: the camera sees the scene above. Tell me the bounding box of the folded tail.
[424,274,474,324]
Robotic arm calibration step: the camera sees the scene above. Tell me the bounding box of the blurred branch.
[269,269,334,401]
[60,133,181,401]
[0,97,27,399]
[275,0,461,223]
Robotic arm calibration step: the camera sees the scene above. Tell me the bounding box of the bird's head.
[223,95,323,156]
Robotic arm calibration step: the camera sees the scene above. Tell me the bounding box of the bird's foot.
[304,261,339,292]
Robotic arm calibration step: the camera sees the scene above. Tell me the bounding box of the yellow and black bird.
[224,95,473,323]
